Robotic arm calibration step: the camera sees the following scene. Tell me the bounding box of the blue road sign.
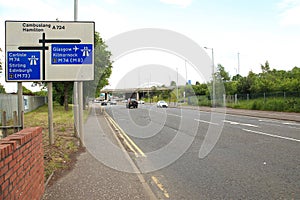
[51,44,93,65]
[7,51,41,81]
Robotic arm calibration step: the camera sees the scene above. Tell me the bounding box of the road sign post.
[5,21,94,145]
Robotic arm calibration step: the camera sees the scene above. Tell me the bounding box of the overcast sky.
[1,0,300,92]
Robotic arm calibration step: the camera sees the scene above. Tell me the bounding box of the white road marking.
[259,119,300,129]
[243,129,300,143]
[194,119,219,126]
[167,113,182,118]
[283,122,300,126]
[224,120,259,128]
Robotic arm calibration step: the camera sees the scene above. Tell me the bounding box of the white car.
[157,100,168,108]
[138,100,145,104]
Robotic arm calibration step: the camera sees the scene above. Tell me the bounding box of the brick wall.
[0,127,44,200]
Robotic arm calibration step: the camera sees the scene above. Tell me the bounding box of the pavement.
[42,105,299,200]
[42,106,157,200]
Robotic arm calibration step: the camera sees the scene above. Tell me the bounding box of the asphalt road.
[105,104,300,199]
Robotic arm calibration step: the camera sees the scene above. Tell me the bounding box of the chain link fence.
[188,91,300,112]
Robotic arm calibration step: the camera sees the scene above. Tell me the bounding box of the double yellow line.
[105,113,146,158]
[105,112,170,199]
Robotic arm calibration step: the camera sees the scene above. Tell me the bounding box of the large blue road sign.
[51,44,93,65]
[7,51,41,81]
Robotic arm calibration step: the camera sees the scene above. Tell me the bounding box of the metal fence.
[227,91,300,103]
[188,91,300,107]
[0,94,46,122]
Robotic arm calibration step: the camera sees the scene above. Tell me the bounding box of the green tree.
[236,71,258,94]
[258,61,275,93]
[192,83,208,96]
[53,81,73,111]
[216,64,230,82]
[0,84,5,93]
[170,80,177,87]
[83,32,113,100]
[22,86,33,95]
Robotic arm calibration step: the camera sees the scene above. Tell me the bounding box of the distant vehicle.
[122,99,128,103]
[101,101,108,106]
[94,99,101,103]
[109,100,117,105]
[157,100,168,108]
[126,98,138,109]
[138,100,145,104]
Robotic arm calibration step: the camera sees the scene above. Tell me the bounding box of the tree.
[22,86,33,95]
[0,84,5,93]
[170,80,177,87]
[216,64,230,82]
[83,32,112,101]
[192,83,208,96]
[53,81,73,111]
[261,60,270,73]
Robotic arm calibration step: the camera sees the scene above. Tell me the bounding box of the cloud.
[159,0,192,8]
[277,0,300,26]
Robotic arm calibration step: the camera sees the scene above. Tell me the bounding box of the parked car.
[157,100,168,108]
[126,98,138,109]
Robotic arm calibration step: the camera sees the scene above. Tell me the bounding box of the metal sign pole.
[73,0,84,145]
[17,82,23,131]
[48,82,54,145]
[78,82,84,145]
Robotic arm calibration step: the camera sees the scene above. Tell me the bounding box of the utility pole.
[237,52,240,75]
[204,47,215,107]
[176,68,179,107]
[73,0,84,145]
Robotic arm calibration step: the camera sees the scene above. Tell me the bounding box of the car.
[126,98,138,109]
[157,100,168,108]
[101,101,107,106]
[138,100,145,104]
[109,100,117,105]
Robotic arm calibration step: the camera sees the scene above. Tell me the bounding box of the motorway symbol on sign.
[51,44,93,65]
[7,51,41,81]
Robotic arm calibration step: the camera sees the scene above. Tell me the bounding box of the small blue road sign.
[51,44,93,65]
[7,51,41,81]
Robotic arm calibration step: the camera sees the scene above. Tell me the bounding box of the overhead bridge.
[100,87,174,101]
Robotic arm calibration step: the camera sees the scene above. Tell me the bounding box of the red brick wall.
[0,127,44,200]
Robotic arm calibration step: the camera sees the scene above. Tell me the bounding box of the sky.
[0,0,300,92]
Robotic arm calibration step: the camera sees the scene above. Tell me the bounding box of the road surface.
[105,104,300,199]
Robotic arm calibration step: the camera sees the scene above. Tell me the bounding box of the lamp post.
[204,47,216,107]
[176,67,179,107]
[237,52,240,75]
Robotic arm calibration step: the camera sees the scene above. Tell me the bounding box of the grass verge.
[24,103,84,182]
[226,97,300,112]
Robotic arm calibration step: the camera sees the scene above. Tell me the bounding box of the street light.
[176,67,179,107]
[204,47,216,107]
